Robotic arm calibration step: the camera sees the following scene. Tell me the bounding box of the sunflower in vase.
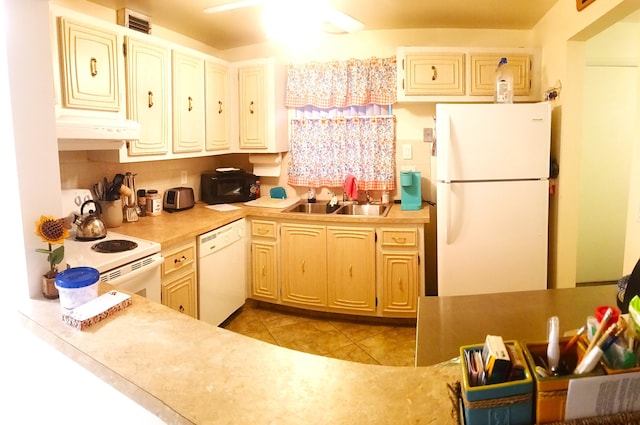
[35,215,70,280]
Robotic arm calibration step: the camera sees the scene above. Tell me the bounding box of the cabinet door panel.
[238,65,266,149]
[381,252,418,316]
[251,241,278,301]
[469,54,531,96]
[172,51,204,153]
[281,224,327,307]
[205,61,229,151]
[125,37,169,155]
[404,53,464,96]
[58,18,120,111]
[327,227,375,313]
[162,273,196,318]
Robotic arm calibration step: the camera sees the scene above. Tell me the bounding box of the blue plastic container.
[55,267,100,310]
[460,341,533,425]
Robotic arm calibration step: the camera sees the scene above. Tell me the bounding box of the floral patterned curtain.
[285,56,397,108]
[287,116,396,190]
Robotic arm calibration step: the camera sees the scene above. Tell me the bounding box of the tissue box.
[62,290,132,330]
[522,338,605,424]
[460,341,533,425]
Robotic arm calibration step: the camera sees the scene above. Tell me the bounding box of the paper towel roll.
[249,153,282,177]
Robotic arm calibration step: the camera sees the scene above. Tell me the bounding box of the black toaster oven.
[200,169,259,204]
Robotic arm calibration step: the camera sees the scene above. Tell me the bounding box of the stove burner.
[92,239,138,253]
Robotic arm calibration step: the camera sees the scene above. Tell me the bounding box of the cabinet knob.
[174,255,187,265]
[148,90,154,108]
[431,65,437,81]
[249,100,254,114]
[179,305,185,313]
[218,100,223,114]
[188,96,193,111]
[392,237,407,244]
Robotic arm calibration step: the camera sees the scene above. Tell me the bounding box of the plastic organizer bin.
[460,341,533,425]
[522,338,605,424]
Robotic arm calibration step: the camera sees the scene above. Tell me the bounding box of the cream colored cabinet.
[205,60,230,151]
[250,219,279,302]
[401,53,465,96]
[236,59,288,152]
[124,36,170,156]
[172,50,205,153]
[378,227,421,318]
[396,46,540,102]
[469,54,531,97]
[326,226,376,315]
[161,240,197,318]
[280,223,327,308]
[56,17,120,112]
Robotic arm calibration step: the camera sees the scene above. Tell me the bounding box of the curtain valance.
[285,56,397,108]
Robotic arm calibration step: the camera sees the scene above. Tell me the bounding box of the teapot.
[74,200,107,241]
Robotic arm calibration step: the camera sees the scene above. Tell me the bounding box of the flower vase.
[42,275,59,299]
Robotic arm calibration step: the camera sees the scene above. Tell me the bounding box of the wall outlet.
[402,143,412,160]
[180,170,187,184]
[423,127,434,143]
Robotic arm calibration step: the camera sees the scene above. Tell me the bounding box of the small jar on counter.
[137,189,147,217]
[145,189,162,216]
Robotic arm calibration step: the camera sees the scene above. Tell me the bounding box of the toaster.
[163,187,195,212]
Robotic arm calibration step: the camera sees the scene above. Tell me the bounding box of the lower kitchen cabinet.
[161,239,197,318]
[250,219,279,302]
[249,217,423,318]
[378,227,421,318]
[280,223,327,308]
[327,226,376,315]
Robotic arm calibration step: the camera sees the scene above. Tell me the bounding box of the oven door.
[100,253,164,303]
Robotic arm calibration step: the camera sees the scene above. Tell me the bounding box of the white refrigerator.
[435,102,551,296]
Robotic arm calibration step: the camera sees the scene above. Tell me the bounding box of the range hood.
[56,116,141,151]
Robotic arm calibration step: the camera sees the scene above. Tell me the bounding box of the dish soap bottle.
[381,184,390,204]
[307,188,316,203]
[494,57,513,104]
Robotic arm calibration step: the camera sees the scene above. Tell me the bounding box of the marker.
[586,307,613,355]
[574,333,617,374]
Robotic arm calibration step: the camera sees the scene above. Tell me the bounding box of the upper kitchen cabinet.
[396,47,541,103]
[205,60,230,152]
[172,50,205,153]
[468,54,531,97]
[402,52,465,97]
[234,58,288,153]
[56,17,120,112]
[124,36,170,156]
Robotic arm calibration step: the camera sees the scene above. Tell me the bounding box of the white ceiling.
[88,0,560,50]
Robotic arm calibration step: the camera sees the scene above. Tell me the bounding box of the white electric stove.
[61,189,163,303]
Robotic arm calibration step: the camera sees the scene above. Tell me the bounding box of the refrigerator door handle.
[443,184,452,245]
[437,111,451,183]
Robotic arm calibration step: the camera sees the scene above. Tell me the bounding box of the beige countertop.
[20,286,459,425]
[111,201,430,248]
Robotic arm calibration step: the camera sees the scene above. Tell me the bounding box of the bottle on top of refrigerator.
[494,57,513,104]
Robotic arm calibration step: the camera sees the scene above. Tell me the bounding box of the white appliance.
[198,218,246,326]
[62,189,163,302]
[56,116,141,151]
[435,102,551,296]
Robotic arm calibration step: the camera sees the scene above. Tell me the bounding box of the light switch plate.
[402,144,412,160]
[423,128,434,143]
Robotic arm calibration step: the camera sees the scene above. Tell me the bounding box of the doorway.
[576,60,638,284]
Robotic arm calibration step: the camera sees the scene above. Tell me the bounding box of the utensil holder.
[98,199,123,228]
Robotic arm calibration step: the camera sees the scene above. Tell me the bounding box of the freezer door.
[437,180,548,296]
[436,103,551,182]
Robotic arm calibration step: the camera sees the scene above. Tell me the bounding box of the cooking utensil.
[74,199,107,241]
[122,172,139,222]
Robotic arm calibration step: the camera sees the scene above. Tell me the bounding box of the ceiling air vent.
[117,9,151,35]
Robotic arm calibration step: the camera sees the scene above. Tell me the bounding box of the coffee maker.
[400,171,421,210]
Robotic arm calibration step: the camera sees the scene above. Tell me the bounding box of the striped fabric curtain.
[285,56,397,108]
[287,115,396,191]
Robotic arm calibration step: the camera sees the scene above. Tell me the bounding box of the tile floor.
[221,300,417,366]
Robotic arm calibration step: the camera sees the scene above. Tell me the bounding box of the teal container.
[460,342,534,425]
[400,171,421,210]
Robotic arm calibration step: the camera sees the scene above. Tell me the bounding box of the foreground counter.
[19,286,458,425]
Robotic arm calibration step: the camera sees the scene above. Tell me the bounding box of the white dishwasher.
[198,218,246,326]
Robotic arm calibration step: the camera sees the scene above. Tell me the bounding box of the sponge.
[270,187,287,199]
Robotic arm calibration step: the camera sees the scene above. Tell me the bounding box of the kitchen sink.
[283,200,391,217]
[283,201,332,214]
[335,203,391,217]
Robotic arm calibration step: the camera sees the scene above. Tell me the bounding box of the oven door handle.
[102,256,165,284]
